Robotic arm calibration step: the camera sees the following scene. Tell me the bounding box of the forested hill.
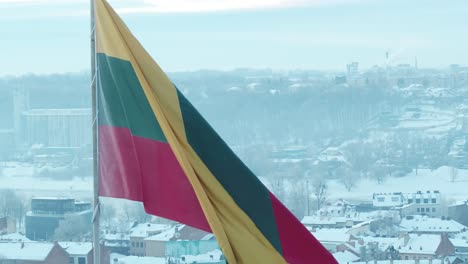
[0,70,396,145]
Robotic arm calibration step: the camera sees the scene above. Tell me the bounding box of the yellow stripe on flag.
[95,1,287,263]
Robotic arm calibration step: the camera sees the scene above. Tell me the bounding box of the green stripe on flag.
[176,89,283,255]
[97,53,167,143]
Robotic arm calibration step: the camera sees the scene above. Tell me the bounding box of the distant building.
[399,234,455,261]
[448,201,468,227]
[25,197,92,241]
[13,86,29,147]
[0,216,16,234]
[399,215,467,235]
[310,228,352,253]
[22,108,91,148]
[302,216,357,229]
[346,62,359,84]
[128,223,172,256]
[451,238,468,263]
[144,225,219,258]
[59,242,110,264]
[335,75,347,85]
[373,190,442,217]
[102,231,130,255]
[178,249,226,264]
[0,242,69,263]
[373,192,405,208]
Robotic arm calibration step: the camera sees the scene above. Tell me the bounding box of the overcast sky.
[1,0,467,75]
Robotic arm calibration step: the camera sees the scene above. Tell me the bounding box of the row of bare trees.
[0,189,28,231]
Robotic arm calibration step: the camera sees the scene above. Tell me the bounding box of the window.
[377,197,385,202]
[417,208,420,212]
[416,199,421,204]
[69,257,74,264]
[432,198,436,203]
[78,257,86,264]
[423,199,428,204]
[426,208,430,212]
[391,197,399,202]
[408,199,413,203]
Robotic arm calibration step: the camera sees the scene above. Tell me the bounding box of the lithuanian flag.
[95,0,336,263]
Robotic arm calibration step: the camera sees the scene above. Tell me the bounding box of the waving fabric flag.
[95,0,337,263]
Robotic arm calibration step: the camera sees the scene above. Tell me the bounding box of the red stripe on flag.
[269,193,338,264]
[99,126,210,231]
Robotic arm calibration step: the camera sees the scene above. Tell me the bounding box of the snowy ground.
[327,166,468,203]
[395,107,456,134]
[0,162,92,198]
[2,162,467,204]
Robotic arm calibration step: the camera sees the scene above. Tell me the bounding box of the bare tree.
[53,215,90,241]
[450,166,458,183]
[101,203,116,229]
[311,177,327,211]
[341,169,359,192]
[122,202,151,223]
[287,181,307,219]
[0,190,27,230]
[268,175,286,203]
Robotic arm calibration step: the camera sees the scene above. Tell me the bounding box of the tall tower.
[13,86,30,148]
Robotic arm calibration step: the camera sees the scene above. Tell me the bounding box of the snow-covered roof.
[353,235,408,252]
[112,255,166,264]
[398,234,441,255]
[302,216,350,225]
[129,223,171,238]
[145,225,179,241]
[332,251,360,263]
[311,228,351,243]
[450,238,468,248]
[58,242,92,255]
[0,242,55,261]
[454,230,468,240]
[350,260,444,264]
[0,233,31,242]
[399,215,467,233]
[144,224,212,242]
[102,232,129,241]
[179,249,224,263]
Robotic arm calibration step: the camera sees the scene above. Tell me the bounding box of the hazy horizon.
[1,0,468,76]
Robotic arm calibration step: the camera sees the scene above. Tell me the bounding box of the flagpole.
[91,0,101,263]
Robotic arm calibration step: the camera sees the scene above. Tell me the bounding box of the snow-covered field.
[0,162,92,198]
[395,107,456,133]
[328,166,468,203]
[2,162,467,204]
